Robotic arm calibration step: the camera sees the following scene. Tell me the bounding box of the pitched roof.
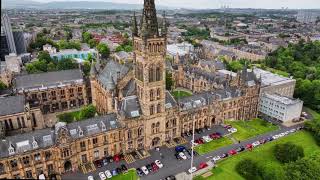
[0,95,25,116]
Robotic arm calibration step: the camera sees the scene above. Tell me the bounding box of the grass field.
[110,169,137,180]
[305,107,320,119]
[194,137,233,155]
[194,131,320,180]
[226,118,279,141]
[172,90,193,99]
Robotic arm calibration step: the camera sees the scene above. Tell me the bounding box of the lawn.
[304,107,320,119]
[194,131,320,180]
[172,90,193,99]
[226,118,278,141]
[57,105,96,124]
[194,137,233,155]
[110,169,137,180]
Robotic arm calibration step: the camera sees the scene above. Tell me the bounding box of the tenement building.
[13,69,88,114]
[0,0,261,179]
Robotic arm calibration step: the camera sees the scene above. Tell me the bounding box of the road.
[62,123,302,180]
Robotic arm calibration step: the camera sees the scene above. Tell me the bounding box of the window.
[150,90,154,101]
[128,130,132,139]
[26,170,33,178]
[80,141,86,150]
[21,117,26,128]
[0,163,5,174]
[138,127,143,137]
[45,151,52,160]
[22,156,30,165]
[157,89,161,99]
[47,164,54,174]
[81,154,87,163]
[156,66,161,81]
[92,138,98,145]
[10,159,18,168]
[34,153,41,161]
[157,104,161,113]
[94,150,99,159]
[150,105,154,115]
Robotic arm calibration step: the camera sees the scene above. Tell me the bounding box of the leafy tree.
[57,58,78,70]
[88,39,98,48]
[235,158,261,180]
[260,162,285,180]
[305,117,320,146]
[166,71,173,90]
[274,142,304,163]
[38,51,52,63]
[226,61,243,72]
[82,61,91,76]
[97,43,110,58]
[47,62,57,72]
[79,105,96,119]
[82,32,92,43]
[0,81,7,90]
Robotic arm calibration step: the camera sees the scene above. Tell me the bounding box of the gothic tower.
[133,0,168,148]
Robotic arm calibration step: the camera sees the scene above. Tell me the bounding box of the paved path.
[62,124,302,180]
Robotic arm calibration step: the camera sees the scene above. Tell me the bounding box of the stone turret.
[140,0,159,39]
[132,12,138,36]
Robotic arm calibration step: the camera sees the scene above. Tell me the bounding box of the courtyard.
[171,88,193,99]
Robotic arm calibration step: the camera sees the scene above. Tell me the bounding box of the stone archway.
[211,117,216,125]
[152,137,160,147]
[64,161,72,172]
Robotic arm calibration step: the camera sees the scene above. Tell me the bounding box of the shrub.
[274,142,304,163]
[235,158,261,180]
[260,162,285,180]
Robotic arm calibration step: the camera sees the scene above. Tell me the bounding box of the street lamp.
[190,112,196,179]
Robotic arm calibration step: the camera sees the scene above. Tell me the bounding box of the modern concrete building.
[13,31,27,55]
[259,93,303,123]
[1,12,16,54]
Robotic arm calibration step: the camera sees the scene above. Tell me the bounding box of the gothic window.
[150,105,154,115]
[150,89,154,101]
[10,159,18,168]
[22,156,30,165]
[156,66,161,81]
[157,104,161,113]
[149,65,155,82]
[0,163,4,174]
[128,130,132,139]
[157,88,161,99]
[138,127,143,137]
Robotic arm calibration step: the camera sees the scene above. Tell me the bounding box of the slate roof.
[184,66,227,84]
[0,95,25,116]
[165,91,177,109]
[97,60,131,91]
[198,59,226,70]
[122,79,136,97]
[0,114,120,158]
[14,69,84,91]
[119,96,142,118]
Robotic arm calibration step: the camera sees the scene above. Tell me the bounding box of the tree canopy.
[274,142,305,163]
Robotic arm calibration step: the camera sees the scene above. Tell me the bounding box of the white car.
[252,141,260,147]
[290,129,296,133]
[272,134,280,139]
[155,160,163,168]
[191,140,199,146]
[141,166,149,175]
[179,152,187,160]
[188,167,197,174]
[202,136,212,142]
[105,170,112,179]
[280,132,286,137]
[212,155,221,162]
[98,172,106,180]
[88,176,94,180]
[228,128,237,133]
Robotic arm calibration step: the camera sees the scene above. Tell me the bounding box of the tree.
[97,43,110,58]
[274,142,304,163]
[260,162,285,180]
[82,32,92,43]
[0,81,7,90]
[80,105,96,119]
[38,51,52,63]
[166,71,173,90]
[227,61,243,72]
[57,58,78,70]
[88,39,98,48]
[235,158,261,180]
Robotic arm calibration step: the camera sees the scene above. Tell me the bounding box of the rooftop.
[0,95,25,116]
[252,68,295,87]
[263,93,303,105]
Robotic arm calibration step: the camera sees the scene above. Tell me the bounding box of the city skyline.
[31,0,320,9]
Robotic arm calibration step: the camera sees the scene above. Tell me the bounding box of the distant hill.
[1,0,172,10]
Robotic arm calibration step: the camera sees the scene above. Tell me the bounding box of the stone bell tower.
[132,0,168,148]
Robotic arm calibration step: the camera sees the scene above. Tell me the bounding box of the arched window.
[156,66,161,81]
[157,104,161,113]
[128,130,132,139]
[150,90,154,101]
[150,105,154,115]
[156,122,160,127]
[157,88,161,99]
[149,66,154,82]
[138,127,143,137]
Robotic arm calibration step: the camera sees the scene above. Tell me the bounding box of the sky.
[33,0,320,9]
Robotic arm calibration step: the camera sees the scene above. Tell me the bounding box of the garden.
[57,105,97,124]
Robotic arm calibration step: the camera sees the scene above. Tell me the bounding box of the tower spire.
[132,12,138,36]
[140,0,159,39]
[161,11,168,36]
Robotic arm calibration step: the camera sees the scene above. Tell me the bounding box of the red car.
[151,162,159,171]
[246,144,253,150]
[224,125,232,129]
[195,139,204,144]
[199,162,208,169]
[113,154,120,162]
[209,133,221,139]
[228,149,237,155]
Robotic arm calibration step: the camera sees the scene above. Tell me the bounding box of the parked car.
[195,129,201,134]
[151,162,159,171]
[246,144,253,149]
[223,124,232,129]
[112,169,118,176]
[88,176,94,180]
[199,162,208,169]
[113,154,121,162]
[210,133,221,139]
[146,164,153,172]
[202,136,212,142]
[103,159,108,166]
[141,166,149,175]
[165,175,176,180]
[290,128,296,133]
[259,139,267,144]
[221,153,229,158]
[228,149,237,155]
[116,167,122,174]
[190,140,198,146]
[179,152,187,160]
[204,126,211,131]
[212,155,221,162]
[175,145,186,153]
[252,141,260,147]
[186,132,191,136]
[95,160,103,168]
[121,164,128,172]
[236,146,245,152]
[98,172,106,180]
[228,128,237,133]
[195,138,204,144]
[188,167,197,174]
[105,170,112,179]
[136,168,144,177]
[175,153,182,160]
[155,160,163,168]
[272,134,280,139]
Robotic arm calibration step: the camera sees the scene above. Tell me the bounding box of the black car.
[221,153,229,158]
[146,164,153,172]
[136,168,144,177]
[186,132,191,136]
[165,175,176,180]
[116,167,122,174]
[236,146,245,152]
[267,136,274,142]
[195,129,201,134]
[105,156,113,163]
[121,164,128,171]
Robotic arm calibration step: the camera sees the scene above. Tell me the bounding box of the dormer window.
[32,137,38,149]
[101,121,106,131]
[8,143,15,155]
[78,126,84,137]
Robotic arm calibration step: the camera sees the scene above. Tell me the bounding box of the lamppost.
[190,111,196,179]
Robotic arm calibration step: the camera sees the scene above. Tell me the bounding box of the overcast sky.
[33,0,320,9]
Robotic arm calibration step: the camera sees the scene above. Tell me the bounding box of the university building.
[0,0,260,179]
